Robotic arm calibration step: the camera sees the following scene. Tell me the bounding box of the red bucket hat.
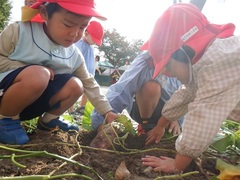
[141,3,235,79]
[22,0,106,22]
[87,21,104,46]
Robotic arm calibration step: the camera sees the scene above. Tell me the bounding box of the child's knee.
[66,77,84,97]
[139,81,161,97]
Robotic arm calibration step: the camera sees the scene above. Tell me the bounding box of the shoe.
[0,118,29,145]
[37,117,79,132]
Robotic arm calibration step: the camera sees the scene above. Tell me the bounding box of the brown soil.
[0,125,220,180]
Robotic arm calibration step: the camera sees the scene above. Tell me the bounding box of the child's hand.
[166,121,181,135]
[142,155,179,173]
[104,111,117,124]
[145,124,165,145]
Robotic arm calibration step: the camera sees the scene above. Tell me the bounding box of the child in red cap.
[141,3,239,172]
[0,0,117,145]
[24,0,36,7]
[71,21,104,114]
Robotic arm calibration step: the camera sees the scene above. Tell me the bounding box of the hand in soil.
[145,125,165,145]
[142,155,179,173]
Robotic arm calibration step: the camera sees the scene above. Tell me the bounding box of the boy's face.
[40,6,91,47]
[24,0,36,7]
[84,32,96,45]
[165,58,190,84]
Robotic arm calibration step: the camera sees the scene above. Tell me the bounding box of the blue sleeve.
[91,52,155,130]
[106,53,155,113]
[75,40,95,75]
[76,40,86,55]
[91,52,184,130]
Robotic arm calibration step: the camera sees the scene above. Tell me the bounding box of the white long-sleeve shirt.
[0,22,112,115]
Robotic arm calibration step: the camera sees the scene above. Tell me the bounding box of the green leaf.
[82,101,94,131]
[216,158,240,180]
[210,133,233,152]
[115,114,137,136]
[62,114,73,122]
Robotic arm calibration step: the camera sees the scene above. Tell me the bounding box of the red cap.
[87,21,104,46]
[141,3,235,79]
[27,0,106,22]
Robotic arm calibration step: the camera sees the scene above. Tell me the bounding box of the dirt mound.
[0,129,219,179]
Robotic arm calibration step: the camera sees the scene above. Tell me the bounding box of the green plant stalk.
[104,115,178,152]
[112,132,130,150]
[0,146,103,179]
[109,123,123,151]
[101,123,117,151]
[111,127,177,153]
[0,145,44,154]
[0,146,79,164]
[112,131,140,152]
[4,142,77,149]
[227,146,240,155]
[11,153,26,168]
[52,147,89,177]
[2,143,176,155]
[0,173,93,180]
[2,151,85,167]
[1,151,78,164]
[224,119,240,126]
[154,171,199,180]
[49,153,79,176]
[108,121,143,153]
[223,120,240,138]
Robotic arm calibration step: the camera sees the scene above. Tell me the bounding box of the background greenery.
[0,0,12,31]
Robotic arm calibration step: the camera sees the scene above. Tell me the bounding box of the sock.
[41,113,58,123]
[0,114,19,120]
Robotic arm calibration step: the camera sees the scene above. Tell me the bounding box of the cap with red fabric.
[141,3,235,79]
[87,21,104,46]
[21,0,107,22]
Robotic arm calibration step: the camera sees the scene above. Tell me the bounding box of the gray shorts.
[130,98,165,131]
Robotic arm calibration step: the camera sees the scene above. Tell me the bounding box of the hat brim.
[152,54,171,79]
[140,40,171,79]
[58,2,107,21]
[91,35,102,46]
[140,40,172,79]
[29,1,107,22]
[31,2,43,9]
[140,40,149,50]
